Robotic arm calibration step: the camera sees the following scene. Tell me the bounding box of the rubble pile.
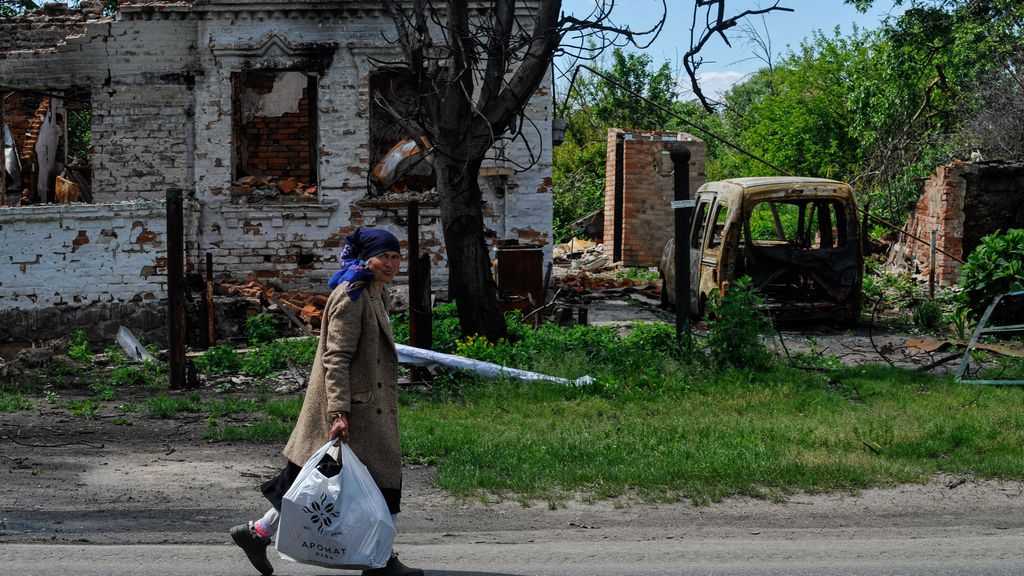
[219,276,327,330]
[545,238,665,325]
[228,175,317,203]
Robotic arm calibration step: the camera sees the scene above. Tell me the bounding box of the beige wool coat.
[283,280,402,492]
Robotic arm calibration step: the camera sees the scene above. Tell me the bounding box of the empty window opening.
[707,202,730,248]
[368,72,435,195]
[747,199,847,249]
[690,199,711,249]
[231,71,318,201]
[3,88,92,206]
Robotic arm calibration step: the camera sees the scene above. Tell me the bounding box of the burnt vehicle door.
[739,191,862,322]
[692,193,740,317]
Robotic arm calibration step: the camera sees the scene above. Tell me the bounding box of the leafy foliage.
[241,337,317,377]
[704,276,773,370]
[195,344,242,375]
[957,229,1024,319]
[68,330,93,364]
[245,313,278,346]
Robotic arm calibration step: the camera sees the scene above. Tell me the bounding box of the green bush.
[245,313,278,345]
[195,344,242,374]
[110,360,166,388]
[68,330,93,364]
[704,276,773,370]
[958,229,1024,319]
[242,337,317,377]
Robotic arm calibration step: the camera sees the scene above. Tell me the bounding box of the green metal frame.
[955,291,1024,385]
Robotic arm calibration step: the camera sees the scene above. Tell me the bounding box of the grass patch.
[0,391,33,412]
[68,399,100,420]
[398,364,1024,504]
[204,397,303,442]
[145,393,202,419]
[110,361,166,389]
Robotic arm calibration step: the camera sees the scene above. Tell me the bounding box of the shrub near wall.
[958,229,1024,319]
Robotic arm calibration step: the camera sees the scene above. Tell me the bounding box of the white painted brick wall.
[0,200,200,310]
[0,4,554,302]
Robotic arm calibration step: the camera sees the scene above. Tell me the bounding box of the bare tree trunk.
[435,156,507,341]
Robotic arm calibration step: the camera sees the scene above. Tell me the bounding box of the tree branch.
[684,0,794,112]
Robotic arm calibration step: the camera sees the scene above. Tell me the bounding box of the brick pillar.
[603,129,706,267]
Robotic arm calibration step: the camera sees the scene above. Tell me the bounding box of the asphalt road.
[3,533,1024,576]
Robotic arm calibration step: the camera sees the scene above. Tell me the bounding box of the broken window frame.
[746,198,849,250]
[1,87,92,207]
[230,70,320,199]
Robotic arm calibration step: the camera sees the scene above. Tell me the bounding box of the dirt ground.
[1,290,1017,549]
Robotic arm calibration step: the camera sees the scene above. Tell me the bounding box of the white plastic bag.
[276,441,396,569]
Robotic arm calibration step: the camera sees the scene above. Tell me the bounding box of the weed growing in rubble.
[145,393,202,419]
[614,267,660,284]
[195,344,242,375]
[103,346,126,366]
[241,337,317,377]
[110,360,166,389]
[68,330,93,364]
[912,298,944,330]
[90,379,117,401]
[246,313,279,345]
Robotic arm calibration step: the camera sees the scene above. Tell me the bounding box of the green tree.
[711,28,870,181]
[552,49,679,242]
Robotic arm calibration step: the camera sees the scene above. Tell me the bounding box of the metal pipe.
[166,188,187,388]
[671,147,692,348]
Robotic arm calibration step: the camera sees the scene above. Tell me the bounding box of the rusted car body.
[661,177,863,323]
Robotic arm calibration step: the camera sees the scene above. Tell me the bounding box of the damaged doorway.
[231,71,318,199]
[2,88,92,206]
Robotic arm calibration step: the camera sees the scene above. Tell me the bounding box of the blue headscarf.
[327,228,401,300]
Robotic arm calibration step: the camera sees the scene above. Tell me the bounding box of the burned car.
[661,177,863,323]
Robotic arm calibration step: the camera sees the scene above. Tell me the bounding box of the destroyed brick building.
[604,129,706,267]
[0,1,555,343]
[889,160,1024,286]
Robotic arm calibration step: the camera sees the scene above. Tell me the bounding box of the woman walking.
[231,227,422,576]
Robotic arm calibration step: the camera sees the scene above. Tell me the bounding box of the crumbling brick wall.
[891,160,1024,285]
[0,1,103,53]
[0,1,553,308]
[604,129,706,267]
[0,200,200,309]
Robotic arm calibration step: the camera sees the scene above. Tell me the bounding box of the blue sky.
[559,0,906,98]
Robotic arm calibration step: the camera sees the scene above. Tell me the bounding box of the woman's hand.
[329,412,349,442]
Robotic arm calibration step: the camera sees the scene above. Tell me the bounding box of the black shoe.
[230,522,274,576]
[362,554,424,576]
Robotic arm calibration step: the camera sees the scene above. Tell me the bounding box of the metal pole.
[929,229,937,298]
[205,252,215,346]
[670,147,692,348]
[166,188,186,388]
[408,200,422,347]
[1,92,6,204]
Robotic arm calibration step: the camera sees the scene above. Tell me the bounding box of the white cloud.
[677,70,747,101]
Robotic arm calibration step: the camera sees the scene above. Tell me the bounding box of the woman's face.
[366,251,401,283]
